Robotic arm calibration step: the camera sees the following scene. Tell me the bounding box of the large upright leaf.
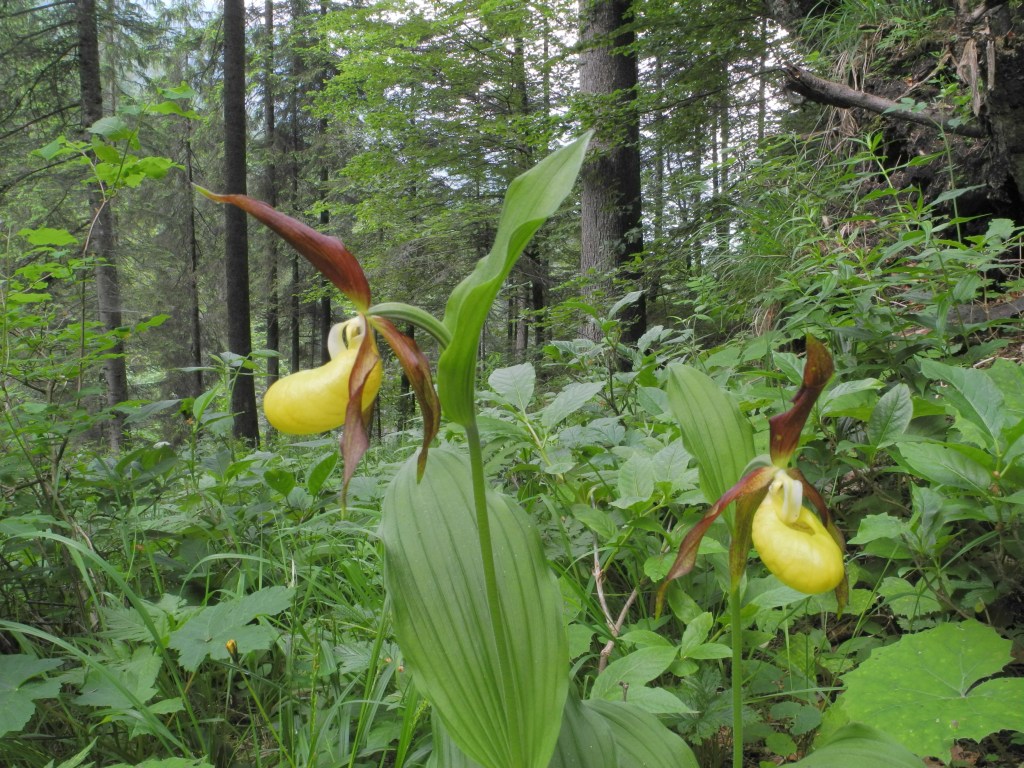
[664,364,754,504]
[836,620,1024,758]
[381,448,568,768]
[438,133,591,426]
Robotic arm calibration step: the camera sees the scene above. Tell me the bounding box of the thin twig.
[594,546,641,673]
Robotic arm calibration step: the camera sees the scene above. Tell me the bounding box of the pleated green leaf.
[549,690,619,768]
[428,715,485,768]
[586,700,699,768]
[438,133,591,426]
[664,364,755,503]
[381,448,568,768]
[430,692,619,768]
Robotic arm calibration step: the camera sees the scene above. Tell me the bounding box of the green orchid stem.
[368,302,451,349]
[465,419,515,709]
[730,583,744,768]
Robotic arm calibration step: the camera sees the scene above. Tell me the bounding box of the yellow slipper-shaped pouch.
[264,317,382,434]
[751,472,844,595]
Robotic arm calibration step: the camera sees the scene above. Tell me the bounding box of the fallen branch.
[782,64,987,139]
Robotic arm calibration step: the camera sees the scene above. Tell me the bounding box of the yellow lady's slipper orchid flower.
[659,337,849,614]
[751,471,844,594]
[264,318,382,434]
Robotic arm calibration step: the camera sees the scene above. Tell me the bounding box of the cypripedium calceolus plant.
[197,188,441,488]
[658,336,848,610]
[203,138,705,768]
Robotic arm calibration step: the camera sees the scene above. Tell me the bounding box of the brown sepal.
[371,316,440,479]
[198,188,372,311]
[729,488,768,589]
[340,324,380,499]
[768,335,834,465]
[656,465,775,616]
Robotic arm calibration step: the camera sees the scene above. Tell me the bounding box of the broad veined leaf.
[586,700,699,768]
[430,693,620,768]
[836,620,1024,758]
[919,359,1005,450]
[664,364,754,504]
[818,378,881,418]
[650,440,695,493]
[540,382,605,430]
[489,364,536,411]
[590,646,677,704]
[987,359,1024,422]
[549,691,619,768]
[897,442,992,493]
[792,723,920,767]
[428,716,486,768]
[611,453,656,508]
[381,448,567,768]
[867,384,912,448]
[168,586,293,671]
[438,133,591,426]
[0,655,62,738]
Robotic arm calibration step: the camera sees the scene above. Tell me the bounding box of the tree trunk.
[529,254,548,348]
[516,282,529,355]
[76,0,128,450]
[263,0,280,387]
[287,0,308,372]
[224,0,260,444]
[183,124,203,399]
[579,0,646,344]
[317,1,333,366]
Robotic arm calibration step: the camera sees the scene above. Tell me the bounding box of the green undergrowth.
[3,134,1024,768]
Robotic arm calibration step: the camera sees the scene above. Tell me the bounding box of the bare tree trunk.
[579,0,646,344]
[224,0,260,444]
[183,125,203,398]
[318,208,332,365]
[289,252,300,372]
[287,0,308,372]
[529,253,548,348]
[76,0,128,450]
[317,0,333,366]
[515,282,529,355]
[263,0,280,387]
